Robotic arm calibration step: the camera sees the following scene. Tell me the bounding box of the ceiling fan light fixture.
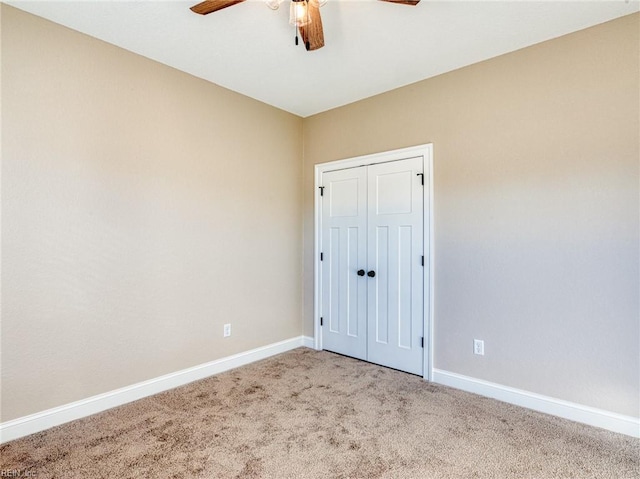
[289,0,310,27]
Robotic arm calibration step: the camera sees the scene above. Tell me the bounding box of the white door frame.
[314,144,435,381]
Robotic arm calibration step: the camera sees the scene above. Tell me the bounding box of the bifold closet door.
[366,158,424,375]
[321,167,368,360]
[321,157,424,375]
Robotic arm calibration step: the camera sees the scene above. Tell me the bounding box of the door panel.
[373,225,389,345]
[375,170,413,215]
[398,225,413,349]
[321,168,367,360]
[367,158,424,375]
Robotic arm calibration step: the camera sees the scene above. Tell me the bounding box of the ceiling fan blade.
[379,0,420,5]
[299,0,325,51]
[190,0,246,15]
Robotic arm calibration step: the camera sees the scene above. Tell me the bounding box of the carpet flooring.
[1,348,638,478]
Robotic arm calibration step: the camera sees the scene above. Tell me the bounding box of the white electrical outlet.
[223,323,231,337]
[473,339,484,355]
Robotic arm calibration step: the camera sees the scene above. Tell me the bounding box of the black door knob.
[357,269,365,276]
[367,270,376,278]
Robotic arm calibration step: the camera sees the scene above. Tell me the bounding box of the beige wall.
[303,14,639,417]
[1,5,303,421]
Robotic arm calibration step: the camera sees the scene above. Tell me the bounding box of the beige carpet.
[1,348,638,478]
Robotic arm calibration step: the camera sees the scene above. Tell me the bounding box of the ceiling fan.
[190,0,420,52]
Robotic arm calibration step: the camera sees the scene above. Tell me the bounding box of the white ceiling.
[6,0,639,117]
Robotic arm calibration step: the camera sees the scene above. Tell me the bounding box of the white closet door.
[320,156,424,375]
[321,167,368,360]
[366,157,424,375]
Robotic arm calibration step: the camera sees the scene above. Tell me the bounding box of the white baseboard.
[0,336,310,444]
[432,368,640,438]
[302,335,314,348]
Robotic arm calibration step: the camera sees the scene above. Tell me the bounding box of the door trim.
[314,144,434,381]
